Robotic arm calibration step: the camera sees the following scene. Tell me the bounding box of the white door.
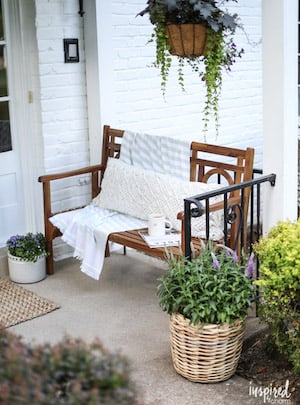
[0,0,27,246]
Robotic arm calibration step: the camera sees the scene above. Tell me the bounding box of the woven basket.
[169,313,245,383]
[166,24,207,57]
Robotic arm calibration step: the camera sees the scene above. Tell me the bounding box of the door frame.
[3,0,43,242]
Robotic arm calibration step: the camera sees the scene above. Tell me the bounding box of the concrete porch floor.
[3,250,266,405]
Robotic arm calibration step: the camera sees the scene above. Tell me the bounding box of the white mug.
[148,213,172,237]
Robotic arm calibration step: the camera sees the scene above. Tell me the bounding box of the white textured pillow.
[92,158,223,239]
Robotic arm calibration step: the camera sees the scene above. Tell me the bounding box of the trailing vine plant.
[138,0,244,136]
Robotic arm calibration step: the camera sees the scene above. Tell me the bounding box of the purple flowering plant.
[6,232,48,262]
[158,241,254,325]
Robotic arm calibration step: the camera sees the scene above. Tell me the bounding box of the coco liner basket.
[169,313,246,383]
[166,24,207,57]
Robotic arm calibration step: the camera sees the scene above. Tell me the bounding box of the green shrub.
[254,219,300,374]
[0,329,140,404]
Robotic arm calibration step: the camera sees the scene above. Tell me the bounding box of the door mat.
[0,278,60,328]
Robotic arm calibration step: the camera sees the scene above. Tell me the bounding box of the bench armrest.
[38,164,105,222]
[38,164,106,276]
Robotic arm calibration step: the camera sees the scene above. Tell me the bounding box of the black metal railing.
[183,172,277,259]
[249,168,263,250]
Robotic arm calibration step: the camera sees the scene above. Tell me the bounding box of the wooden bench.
[38,125,254,275]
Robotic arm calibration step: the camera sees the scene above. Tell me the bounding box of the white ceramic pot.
[8,253,46,283]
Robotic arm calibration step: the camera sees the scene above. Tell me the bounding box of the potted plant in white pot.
[138,0,244,135]
[157,241,254,382]
[6,232,48,283]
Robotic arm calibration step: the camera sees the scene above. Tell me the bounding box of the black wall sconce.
[63,38,79,63]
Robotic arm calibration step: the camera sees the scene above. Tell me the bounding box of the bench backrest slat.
[102,125,124,168]
[102,127,254,188]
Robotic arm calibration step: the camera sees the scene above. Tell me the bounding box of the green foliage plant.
[253,219,300,374]
[6,232,48,262]
[0,329,140,404]
[157,242,254,326]
[138,0,244,135]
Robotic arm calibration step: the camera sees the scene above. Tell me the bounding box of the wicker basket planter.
[166,24,207,57]
[169,313,246,383]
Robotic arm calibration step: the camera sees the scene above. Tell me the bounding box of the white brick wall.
[35,0,90,212]
[35,0,89,176]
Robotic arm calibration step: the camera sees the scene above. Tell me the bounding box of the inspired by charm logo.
[249,380,292,404]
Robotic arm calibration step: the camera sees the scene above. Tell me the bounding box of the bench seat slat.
[108,229,201,260]
[108,229,169,259]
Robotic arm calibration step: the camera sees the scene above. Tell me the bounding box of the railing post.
[184,200,192,260]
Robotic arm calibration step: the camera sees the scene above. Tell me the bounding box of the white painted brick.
[35,2,63,16]
[39,62,86,75]
[40,85,86,99]
[37,27,64,40]
[35,0,89,194]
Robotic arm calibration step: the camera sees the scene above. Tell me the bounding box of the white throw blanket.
[120,130,191,181]
[50,205,147,280]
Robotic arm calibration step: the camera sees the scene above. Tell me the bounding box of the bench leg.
[46,239,54,275]
[105,242,110,257]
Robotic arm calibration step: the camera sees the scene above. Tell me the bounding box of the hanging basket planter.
[138,1,244,135]
[165,24,208,57]
[169,313,246,383]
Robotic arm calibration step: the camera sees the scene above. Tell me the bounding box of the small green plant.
[158,242,254,325]
[254,219,300,374]
[0,329,140,404]
[138,0,244,135]
[6,232,48,262]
